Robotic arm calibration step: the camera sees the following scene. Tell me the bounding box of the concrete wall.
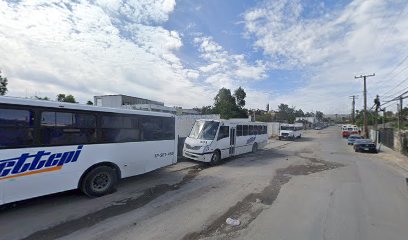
[371,129,408,156]
[175,114,221,138]
[95,95,122,108]
[267,122,281,138]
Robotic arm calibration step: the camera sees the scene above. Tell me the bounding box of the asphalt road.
[1,126,408,240]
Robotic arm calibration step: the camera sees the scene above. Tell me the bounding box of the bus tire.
[81,166,118,197]
[252,143,258,153]
[209,150,221,166]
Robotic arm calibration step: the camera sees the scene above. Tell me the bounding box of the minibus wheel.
[81,166,117,197]
[209,150,221,166]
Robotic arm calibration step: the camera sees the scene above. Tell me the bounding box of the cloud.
[244,0,408,113]
[0,0,214,107]
[1,0,407,114]
[194,36,267,84]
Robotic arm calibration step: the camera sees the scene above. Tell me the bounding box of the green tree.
[401,107,408,125]
[35,96,50,100]
[276,104,296,123]
[213,88,238,119]
[295,109,305,117]
[316,111,324,121]
[213,88,247,119]
[0,70,8,96]
[234,86,246,108]
[57,94,77,103]
[305,112,315,117]
[201,106,213,114]
[86,100,93,105]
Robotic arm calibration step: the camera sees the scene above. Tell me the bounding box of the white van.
[183,119,268,165]
[278,123,302,140]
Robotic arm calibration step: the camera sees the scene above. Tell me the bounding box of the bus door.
[229,128,236,156]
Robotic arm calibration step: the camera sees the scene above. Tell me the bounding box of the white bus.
[0,96,176,205]
[182,119,268,165]
[278,123,302,140]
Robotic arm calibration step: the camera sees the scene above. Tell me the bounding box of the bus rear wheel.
[209,151,221,166]
[81,166,117,197]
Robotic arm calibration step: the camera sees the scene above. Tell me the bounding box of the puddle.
[22,166,206,240]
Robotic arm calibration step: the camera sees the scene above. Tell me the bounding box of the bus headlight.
[203,146,210,152]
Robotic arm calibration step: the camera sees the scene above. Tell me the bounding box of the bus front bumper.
[183,150,213,162]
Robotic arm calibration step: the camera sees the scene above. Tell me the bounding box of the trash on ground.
[226,217,240,226]
[255,198,262,203]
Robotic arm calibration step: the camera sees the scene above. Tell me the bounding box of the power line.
[380,70,408,97]
[383,85,408,101]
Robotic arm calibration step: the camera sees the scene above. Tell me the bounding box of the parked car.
[347,135,363,145]
[354,140,378,153]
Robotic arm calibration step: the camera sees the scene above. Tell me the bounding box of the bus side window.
[249,125,254,135]
[41,111,97,146]
[0,108,34,148]
[243,125,249,136]
[101,115,142,143]
[217,126,229,140]
[237,125,243,136]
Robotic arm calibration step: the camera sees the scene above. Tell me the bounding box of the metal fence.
[379,128,394,149]
[401,132,408,156]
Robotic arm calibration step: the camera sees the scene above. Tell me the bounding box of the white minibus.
[278,123,302,140]
[182,119,268,165]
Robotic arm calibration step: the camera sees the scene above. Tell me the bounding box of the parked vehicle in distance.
[347,135,363,145]
[314,126,322,130]
[341,124,360,138]
[278,123,302,140]
[353,139,378,153]
[183,119,267,165]
[353,139,372,147]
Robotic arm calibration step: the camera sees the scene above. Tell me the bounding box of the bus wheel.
[81,166,117,197]
[252,143,258,153]
[209,151,221,166]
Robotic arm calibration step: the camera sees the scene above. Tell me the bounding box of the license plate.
[364,148,369,151]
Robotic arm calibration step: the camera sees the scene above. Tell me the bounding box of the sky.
[0,0,408,114]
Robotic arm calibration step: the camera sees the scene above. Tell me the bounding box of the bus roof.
[195,119,266,125]
[0,96,173,117]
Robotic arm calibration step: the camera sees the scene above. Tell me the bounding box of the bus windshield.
[281,126,295,130]
[189,121,220,140]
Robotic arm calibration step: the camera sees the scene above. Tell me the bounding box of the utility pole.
[382,107,386,129]
[397,103,401,131]
[349,95,358,124]
[374,95,380,143]
[355,73,375,138]
[399,95,404,134]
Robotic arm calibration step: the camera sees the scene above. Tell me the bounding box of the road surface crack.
[182,156,344,240]
[21,166,206,240]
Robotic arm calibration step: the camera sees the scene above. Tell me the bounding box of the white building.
[94,94,199,115]
[295,117,317,128]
